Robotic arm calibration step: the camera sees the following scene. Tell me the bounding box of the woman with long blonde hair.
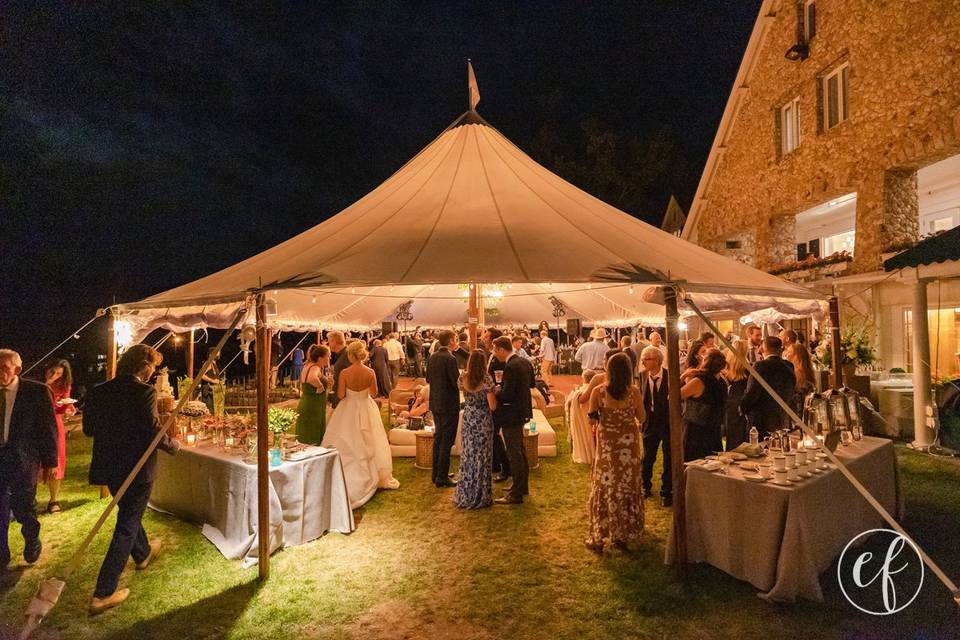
[722,341,749,450]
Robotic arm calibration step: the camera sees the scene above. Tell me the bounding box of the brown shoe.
[494,496,522,505]
[89,588,130,615]
[136,540,162,570]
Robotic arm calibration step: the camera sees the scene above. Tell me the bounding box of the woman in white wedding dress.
[322,340,400,509]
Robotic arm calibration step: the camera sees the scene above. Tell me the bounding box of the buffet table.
[666,436,899,602]
[150,443,355,566]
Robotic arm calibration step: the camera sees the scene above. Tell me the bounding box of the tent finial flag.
[467,59,480,111]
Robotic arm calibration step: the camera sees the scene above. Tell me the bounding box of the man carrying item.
[426,330,460,488]
[491,336,534,505]
[83,344,181,614]
[0,348,58,572]
[638,346,672,506]
[740,336,796,437]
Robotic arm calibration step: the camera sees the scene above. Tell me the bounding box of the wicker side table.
[414,430,435,469]
[523,431,540,469]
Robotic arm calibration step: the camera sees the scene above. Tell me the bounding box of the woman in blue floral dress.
[454,350,497,509]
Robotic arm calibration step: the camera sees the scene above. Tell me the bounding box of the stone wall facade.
[694,0,960,274]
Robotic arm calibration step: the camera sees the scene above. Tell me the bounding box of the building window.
[822,229,855,256]
[822,63,850,130]
[781,98,801,154]
[804,1,817,42]
[903,307,960,376]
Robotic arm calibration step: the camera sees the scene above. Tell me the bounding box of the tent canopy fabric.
[119,110,822,338]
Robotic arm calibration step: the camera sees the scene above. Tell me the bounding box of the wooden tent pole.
[255,294,271,580]
[186,328,195,380]
[101,311,119,498]
[106,311,118,381]
[663,286,687,576]
[828,295,843,388]
[468,283,479,351]
[317,326,322,346]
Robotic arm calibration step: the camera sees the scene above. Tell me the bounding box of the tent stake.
[663,287,687,576]
[255,294,271,580]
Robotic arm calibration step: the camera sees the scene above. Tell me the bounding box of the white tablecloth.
[150,444,355,565]
[666,436,900,602]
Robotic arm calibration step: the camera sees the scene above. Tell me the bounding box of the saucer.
[743,473,767,483]
[771,478,793,486]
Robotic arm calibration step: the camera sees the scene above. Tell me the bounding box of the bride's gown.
[322,387,400,509]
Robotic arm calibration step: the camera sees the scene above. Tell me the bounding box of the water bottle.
[529,419,537,434]
[749,425,759,446]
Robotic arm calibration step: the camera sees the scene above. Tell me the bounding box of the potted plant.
[814,325,877,379]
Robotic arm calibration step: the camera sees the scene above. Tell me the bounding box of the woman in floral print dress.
[586,352,646,552]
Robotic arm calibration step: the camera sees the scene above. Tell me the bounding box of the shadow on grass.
[98,579,262,640]
[0,567,25,597]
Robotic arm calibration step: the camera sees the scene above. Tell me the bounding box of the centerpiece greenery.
[814,325,877,372]
[267,407,298,448]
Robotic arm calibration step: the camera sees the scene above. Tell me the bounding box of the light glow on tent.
[114,319,134,352]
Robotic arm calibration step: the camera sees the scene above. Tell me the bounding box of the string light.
[311,296,316,304]
[628,286,634,295]
[113,319,134,352]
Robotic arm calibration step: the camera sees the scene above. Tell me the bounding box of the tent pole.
[468,283,479,351]
[317,327,322,346]
[663,286,687,576]
[187,328,195,381]
[255,294,271,580]
[101,311,119,499]
[828,295,843,388]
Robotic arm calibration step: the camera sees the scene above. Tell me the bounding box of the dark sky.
[1,1,761,365]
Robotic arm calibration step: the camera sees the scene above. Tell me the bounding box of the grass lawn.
[2,419,959,639]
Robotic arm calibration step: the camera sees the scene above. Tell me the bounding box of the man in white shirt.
[538,330,556,386]
[383,332,405,389]
[575,328,610,372]
[745,325,763,364]
[649,331,668,369]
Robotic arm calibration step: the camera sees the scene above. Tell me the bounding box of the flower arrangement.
[814,325,877,368]
[768,251,853,276]
[267,407,298,447]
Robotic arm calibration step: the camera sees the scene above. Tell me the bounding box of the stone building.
[682,0,960,393]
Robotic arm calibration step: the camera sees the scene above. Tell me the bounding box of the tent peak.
[444,110,491,131]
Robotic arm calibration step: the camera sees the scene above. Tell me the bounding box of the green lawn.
[2,421,959,639]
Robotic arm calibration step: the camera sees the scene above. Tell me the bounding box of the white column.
[911,277,935,448]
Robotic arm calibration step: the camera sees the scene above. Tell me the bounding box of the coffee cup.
[796,449,807,466]
[787,464,800,482]
[774,469,789,484]
[774,456,786,472]
[784,452,796,469]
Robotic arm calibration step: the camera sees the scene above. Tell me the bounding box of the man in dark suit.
[740,336,797,436]
[426,330,460,488]
[83,344,180,614]
[0,348,58,571]
[491,336,534,504]
[638,346,672,506]
[745,325,763,365]
[482,328,510,481]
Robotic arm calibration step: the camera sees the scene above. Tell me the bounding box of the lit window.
[804,1,817,41]
[781,98,801,154]
[822,63,850,130]
[822,229,855,256]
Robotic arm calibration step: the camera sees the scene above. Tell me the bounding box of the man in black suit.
[740,336,797,436]
[482,328,510,481]
[638,346,672,507]
[491,336,534,504]
[426,330,460,488]
[83,344,180,614]
[0,348,58,571]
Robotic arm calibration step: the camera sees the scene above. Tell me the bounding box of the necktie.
[648,377,659,413]
[0,386,7,446]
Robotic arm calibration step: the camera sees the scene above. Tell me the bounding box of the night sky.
[1,1,761,367]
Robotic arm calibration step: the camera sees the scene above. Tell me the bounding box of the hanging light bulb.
[273,290,278,295]
[628,286,634,295]
[113,319,134,352]
[351,288,356,294]
[587,283,592,289]
[311,296,316,304]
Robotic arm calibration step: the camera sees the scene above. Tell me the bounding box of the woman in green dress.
[295,344,332,444]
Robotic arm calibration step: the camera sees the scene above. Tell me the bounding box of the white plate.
[771,479,793,486]
[743,473,767,483]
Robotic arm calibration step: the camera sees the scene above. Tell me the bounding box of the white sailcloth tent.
[119,110,821,337]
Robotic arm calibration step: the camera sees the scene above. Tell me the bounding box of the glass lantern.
[842,387,863,440]
[826,389,854,443]
[805,392,834,437]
